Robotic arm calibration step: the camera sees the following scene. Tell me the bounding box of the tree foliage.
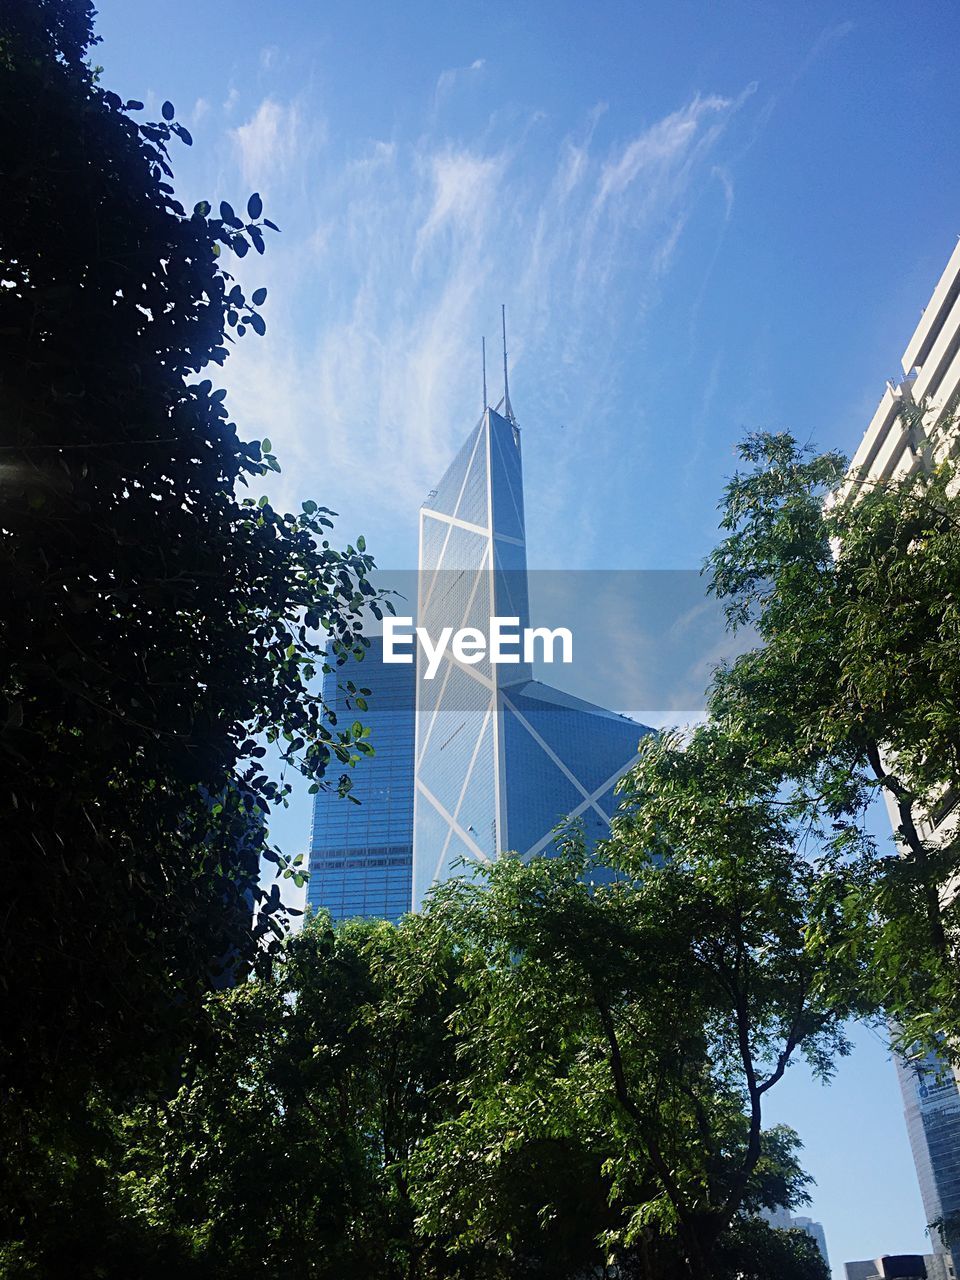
[705,431,960,1054]
[1,909,832,1280]
[417,758,853,1280]
[0,0,384,1107]
[7,4,952,1276]
[122,914,463,1280]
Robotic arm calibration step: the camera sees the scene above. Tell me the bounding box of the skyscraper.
[761,1207,830,1270]
[306,637,415,924]
[894,1049,960,1274]
[412,392,649,908]
[844,236,960,1271]
[307,355,649,920]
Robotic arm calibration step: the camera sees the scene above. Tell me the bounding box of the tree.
[0,0,384,1113]
[418,738,856,1280]
[2,913,465,1280]
[711,1218,830,1280]
[1,865,835,1279]
[705,431,960,1055]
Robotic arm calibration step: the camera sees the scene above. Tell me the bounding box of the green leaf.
[357,534,366,552]
[0,23,393,1137]
[261,438,272,454]
[247,192,263,220]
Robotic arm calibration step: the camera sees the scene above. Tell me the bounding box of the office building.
[308,340,650,921]
[761,1206,830,1269]
[794,1216,831,1268]
[845,237,960,1270]
[845,1254,955,1280]
[307,359,647,920]
[845,237,960,495]
[306,637,415,923]
[895,1048,960,1275]
[844,237,960,870]
[412,382,650,908]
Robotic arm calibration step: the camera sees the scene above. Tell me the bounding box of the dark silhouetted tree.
[0,0,383,1111]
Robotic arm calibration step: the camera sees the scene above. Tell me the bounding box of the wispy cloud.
[434,57,486,109]
[712,165,735,221]
[231,98,321,191]
[214,78,757,559]
[744,24,852,153]
[415,148,504,261]
[594,93,730,210]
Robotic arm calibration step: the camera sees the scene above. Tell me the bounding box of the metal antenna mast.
[501,304,514,423]
[482,335,487,412]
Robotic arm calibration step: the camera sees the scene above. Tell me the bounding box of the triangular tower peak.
[501,303,516,425]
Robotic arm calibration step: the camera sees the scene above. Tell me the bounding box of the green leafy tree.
[611,1215,830,1280]
[419,740,855,1280]
[705,430,960,1053]
[1,881,834,1279]
[64,913,464,1280]
[0,0,385,1114]
[711,1218,830,1280]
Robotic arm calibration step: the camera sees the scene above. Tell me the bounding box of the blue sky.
[95,1,960,1272]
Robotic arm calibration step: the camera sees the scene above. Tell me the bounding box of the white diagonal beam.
[430,703,493,888]
[520,752,643,860]
[417,779,491,866]
[501,690,603,815]
[421,422,486,613]
[417,544,493,769]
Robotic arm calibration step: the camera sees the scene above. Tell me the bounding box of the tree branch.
[866,738,948,957]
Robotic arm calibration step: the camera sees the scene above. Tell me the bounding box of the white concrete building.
[844,236,960,1275]
[844,237,960,498]
[843,237,960,884]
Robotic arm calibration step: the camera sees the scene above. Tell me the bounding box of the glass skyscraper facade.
[412,401,649,908]
[895,1049,960,1271]
[307,391,649,920]
[306,637,414,923]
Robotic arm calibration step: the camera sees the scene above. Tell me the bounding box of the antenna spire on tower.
[482,335,487,413]
[501,303,515,423]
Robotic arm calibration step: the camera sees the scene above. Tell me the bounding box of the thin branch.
[866,739,948,957]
